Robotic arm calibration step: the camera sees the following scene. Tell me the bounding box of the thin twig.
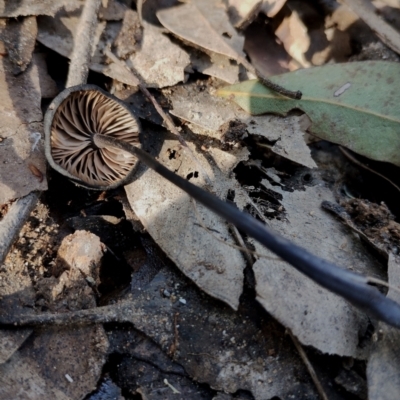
[286,329,329,400]
[103,48,212,187]
[66,0,102,87]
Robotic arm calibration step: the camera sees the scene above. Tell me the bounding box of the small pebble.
[179,297,186,305]
[163,289,171,298]
[65,374,73,383]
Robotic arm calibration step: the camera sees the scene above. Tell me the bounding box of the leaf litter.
[2,0,400,398]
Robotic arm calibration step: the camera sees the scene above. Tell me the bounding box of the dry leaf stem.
[104,48,212,187]
[66,0,102,87]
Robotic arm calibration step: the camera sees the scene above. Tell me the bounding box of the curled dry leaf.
[46,86,141,189]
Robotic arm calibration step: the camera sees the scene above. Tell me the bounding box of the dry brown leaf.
[156,0,245,61]
[37,4,190,88]
[367,253,400,399]
[125,134,249,309]
[252,183,385,357]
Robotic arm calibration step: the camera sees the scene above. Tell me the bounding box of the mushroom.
[44,85,141,189]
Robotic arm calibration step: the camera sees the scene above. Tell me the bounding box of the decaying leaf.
[169,83,316,168]
[218,62,400,167]
[367,253,400,399]
[252,182,385,357]
[125,128,248,309]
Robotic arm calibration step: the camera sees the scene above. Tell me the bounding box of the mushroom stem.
[93,133,400,329]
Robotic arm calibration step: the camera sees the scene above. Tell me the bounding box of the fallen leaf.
[218,62,400,167]
[124,130,248,309]
[169,83,316,168]
[252,182,385,357]
[156,0,245,61]
[367,253,400,399]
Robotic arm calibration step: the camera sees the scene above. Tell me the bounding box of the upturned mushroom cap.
[44,85,141,189]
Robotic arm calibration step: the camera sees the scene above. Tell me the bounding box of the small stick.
[104,48,213,187]
[286,329,329,400]
[66,0,102,87]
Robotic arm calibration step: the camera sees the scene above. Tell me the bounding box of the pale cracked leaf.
[125,139,249,309]
[169,84,316,168]
[367,253,400,399]
[253,182,385,357]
